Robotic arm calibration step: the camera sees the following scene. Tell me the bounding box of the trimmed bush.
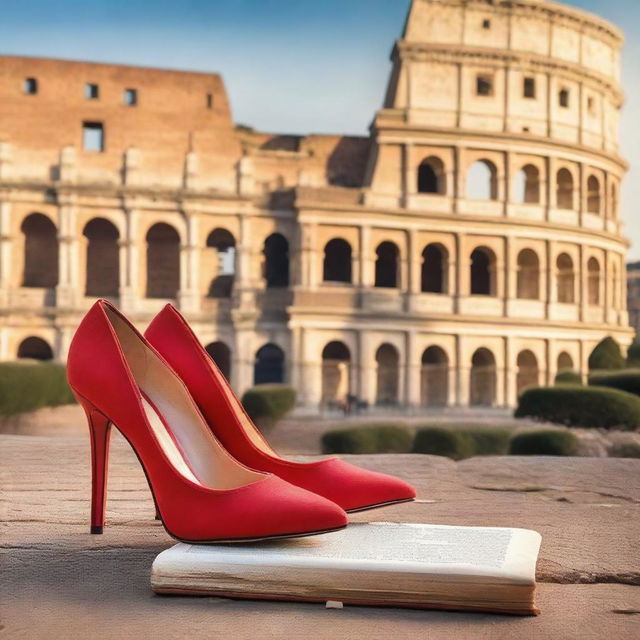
[515,385,640,430]
[461,427,513,455]
[240,384,296,430]
[321,425,413,455]
[555,369,582,386]
[509,429,578,456]
[627,338,640,368]
[589,369,640,397]
[412,426,513,459]
[588,336,625,371]
[0,363,76,417]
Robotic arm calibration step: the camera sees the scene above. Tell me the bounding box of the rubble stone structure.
[0,0,633,409]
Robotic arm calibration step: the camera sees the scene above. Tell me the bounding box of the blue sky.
[1,0,638,257]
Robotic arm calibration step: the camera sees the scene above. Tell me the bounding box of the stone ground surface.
[1,433,639,639]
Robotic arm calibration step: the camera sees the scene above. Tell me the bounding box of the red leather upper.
[145,304,416,511]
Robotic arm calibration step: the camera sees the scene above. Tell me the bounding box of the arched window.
[420,346,448,407]
[556,168,574,210]
[467,160,498,201]
[146,223,180,299]
[205,341,232,380]
[514,165,540,204]
[254,343,285,385]
[516,249,540,300]
[516,350,539,396]
[557,351,574,372]
[587,175,601,215]
[21,213,59,288]
[375,241,400,288]
[421,244,447,294]
[263,233,289,288]
[323,239,352,283]
[417,157,445,194]
[375,344,399,406]
[17,336,53,361]
[83,218,119,297]
[321,341,351,405]
[206,228,236,298]
[470,348,497,407]
[556,253,575,303]
[470,247,496,296]
[587,257,601,305]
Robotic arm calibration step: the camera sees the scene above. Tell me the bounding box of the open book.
[151,522,542,615]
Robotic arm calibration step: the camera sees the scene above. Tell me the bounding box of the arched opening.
[375,343,399,406]
[323,239,352,283]
[420,346,449,407]
[21,213,59,288]
[514,165,540,204]
[254,343,285,385]
[467,160,498,201]
[587,257,601,305]
[470,247,496,296]
[417,157,445,195]
[557,351,574,372]
[516,249,540,300]
[264,233,289,288]
[17,336,53,361]
[321,341,351,405]
[469,348,497,407]
[206,228,236,298]
[587,175,601,215]
[556,168,574,210]
[146,223,180,299]
[83,218,119,297]
[516,350,539,396]
[375,241,400,288]
[556,253,575,303]
[421,244,447,294]
[205,341,232,381]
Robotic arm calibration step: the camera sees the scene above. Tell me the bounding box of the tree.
[588,336,625,371]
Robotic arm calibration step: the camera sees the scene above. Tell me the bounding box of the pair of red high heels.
[68,300,416,543]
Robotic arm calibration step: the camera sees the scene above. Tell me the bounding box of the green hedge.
[555,369,582,386]
[589,369,640,397]
[321,425,413,455]
[515,385,640,430]
[0,363,76,417]
[509,429,578,456]
[589,337,625,371]
[412,426,513,460]
[627,338,640,368]
[241,384,296,430]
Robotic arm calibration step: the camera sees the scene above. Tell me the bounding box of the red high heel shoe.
[145,305,416,512]
[67,300,347,542]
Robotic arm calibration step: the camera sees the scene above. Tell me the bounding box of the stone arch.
[587,175,601,215]
[17,336,53,360]
[321,341,351,405]
[556,253,575,303]
[323,238,352,283]
[516,350,539,396]
[375,241,400,288]
[421,243,448,294]
[514,164,540,204]
[83,217,119,297]
[254,343,285,385]
[470,246,496,296]
[556,168,574,210]
[467,159,498,201]
[417,156,445,195]
[146,223,180,299]
[205,341,232,381]
[587,257,601,305]
[263,233,289,288]
[206,228,236,298]
[470,348,497,407]
[21,213,59,288]
[375,343,399,406]
[557,351,574,372]
[420,346,449,407]
[516,249,540,300]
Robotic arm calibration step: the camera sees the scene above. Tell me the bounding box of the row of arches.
[418,157,617,215]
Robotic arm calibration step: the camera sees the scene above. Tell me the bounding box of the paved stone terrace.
[1,433,639,639]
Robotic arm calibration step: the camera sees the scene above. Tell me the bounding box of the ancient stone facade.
[628,262,640,334]
[0,0,633,410]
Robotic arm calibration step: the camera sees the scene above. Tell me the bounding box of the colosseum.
[0,0,633,410]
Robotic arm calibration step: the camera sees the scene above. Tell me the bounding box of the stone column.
[184,152,198,190]
[0,201,13,308]
[503,336,516,408]
[578,243,586,322]
[56,203,80,308]
[358,226,374,288]
[118,208,140,312]
[455,334,468,407]
[454,232,465,313]
[545,239,555,319]
[405,330,421,408]
[357,330,375,405]
[503,235,513,316]
[300,327,322,409]
[178,213,200,313]
[298,223,318,290]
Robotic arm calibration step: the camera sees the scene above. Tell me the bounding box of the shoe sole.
[345,497,415,513]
